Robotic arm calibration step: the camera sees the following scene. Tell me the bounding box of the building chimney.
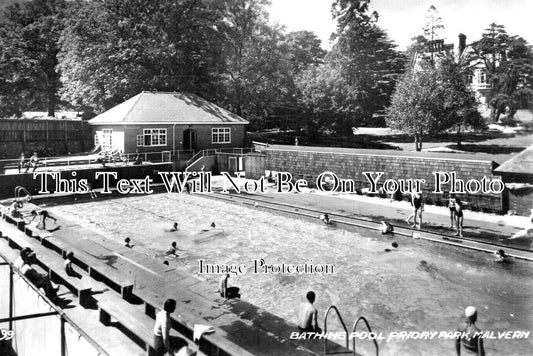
[458,33,466,55]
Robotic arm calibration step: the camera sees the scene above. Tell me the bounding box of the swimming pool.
[47,193,533,355]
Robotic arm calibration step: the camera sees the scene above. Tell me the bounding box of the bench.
[4,214,26,231]
[13,220,135,298]
[94,291,201,356]
[0,222,93,306]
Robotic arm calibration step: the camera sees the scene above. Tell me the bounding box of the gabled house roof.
[494,144,533,175]
[89,92,248,125]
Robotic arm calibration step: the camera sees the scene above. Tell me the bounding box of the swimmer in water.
[124,237,134,248]
[165,241,181,257]
[455,306,485,356]
[169,222,178,232]
[380,221,394,234]
[319,213,331,225]
[201,222,216,232]
[384,242,398,252]
[494,249,509,263]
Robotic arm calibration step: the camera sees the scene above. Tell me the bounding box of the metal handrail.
[14,186,31,200]
[0,250,110,356]
[185,149,218,168]
[352,316,379,356]
[324,305,350,354]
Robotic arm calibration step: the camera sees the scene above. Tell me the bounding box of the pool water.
[49,194,533,355]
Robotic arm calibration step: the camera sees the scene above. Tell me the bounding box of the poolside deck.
[0,201,349,356]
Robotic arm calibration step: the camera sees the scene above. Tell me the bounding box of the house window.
[138,128,167,147]
[212,128,231,144]
[102,129,112,150]
[94,133,99,147]
[478,70,487,84]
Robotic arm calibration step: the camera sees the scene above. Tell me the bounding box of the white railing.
[0,150,174,174]
[185,148,254,168]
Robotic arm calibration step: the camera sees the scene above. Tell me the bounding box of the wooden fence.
[0,119,93,158]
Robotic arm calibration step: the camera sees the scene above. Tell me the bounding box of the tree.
[471,23,533,121]
[283,31,326,76]
[0,0,68,117]
[297,0,405,135]
[422,5,444,43]
[439,56,484,146]
[218,0,295,122]
[59,0,227,112]
[386,65,445,151]
[387,57,483,151]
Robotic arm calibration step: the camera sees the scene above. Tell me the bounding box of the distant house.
[89,91,249,153]
[410,34,492,113]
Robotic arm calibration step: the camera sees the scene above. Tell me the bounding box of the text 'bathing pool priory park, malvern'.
[0,0,532,356]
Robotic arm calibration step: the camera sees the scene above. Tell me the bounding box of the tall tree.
[218,0,293,121]
[387,57,483,151]
[0,0,68,117]
[297,0,404,134]
[422,5,444,43]
[386,64,445,151]
[439,55,484,146]
[471,23,533,121]
[59,0,227,112]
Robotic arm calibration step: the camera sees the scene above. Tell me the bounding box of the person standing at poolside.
[454,197,464,237]
[455,306,485,356]
[17,153,25,173]
[298,291,321,333]
[406,192,424,229]
[154,298,176,356]
[448,193,456,229]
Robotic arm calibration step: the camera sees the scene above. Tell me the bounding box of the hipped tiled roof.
[89,92,248,125]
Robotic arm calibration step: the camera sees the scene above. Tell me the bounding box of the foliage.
[0,0,68,117]
[422,5,444,42]
[58,0,227,112]
[470,23,533,121]
[386,64,445,151]
[386,58,483,151]
[297,0,405,135]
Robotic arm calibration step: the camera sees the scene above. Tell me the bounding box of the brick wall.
[0,163,172,199]
[266,148,503,214]
[92,124,246,153]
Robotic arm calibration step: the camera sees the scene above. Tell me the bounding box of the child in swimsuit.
[454,198,464,237]
[448,193,456,229]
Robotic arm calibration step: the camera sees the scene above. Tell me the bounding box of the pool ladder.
[324,305,379,356]
[14,186,32,200]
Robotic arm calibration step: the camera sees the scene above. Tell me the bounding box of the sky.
[269,0,533,50]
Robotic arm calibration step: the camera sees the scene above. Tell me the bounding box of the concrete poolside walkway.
[0,202,347,356]
[209,176,532,252]
[265,189,532,251]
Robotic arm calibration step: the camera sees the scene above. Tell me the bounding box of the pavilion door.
[183,129,196,151]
